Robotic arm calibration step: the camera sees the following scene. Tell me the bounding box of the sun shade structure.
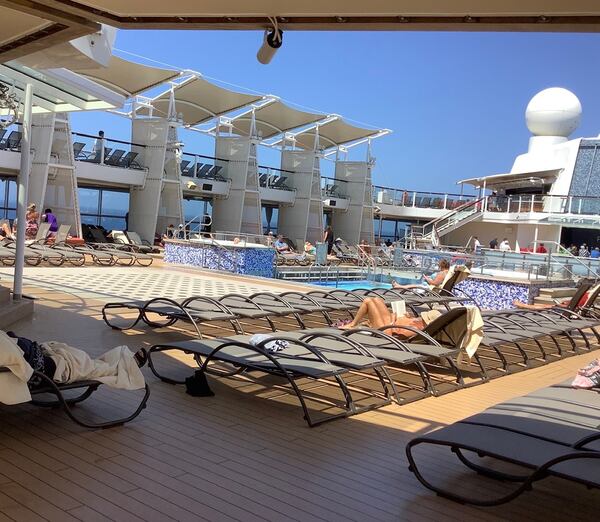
[4,1,600,33]
[70,56,180,97]
[0,4,99,63]
[286,116,386,151]
[458,168,563,189]
[226,99,326,139]
[147,76,263,125]
[0,61,125,114]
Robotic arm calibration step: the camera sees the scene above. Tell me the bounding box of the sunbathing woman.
[392,259,450,290]
[339,297,425,337]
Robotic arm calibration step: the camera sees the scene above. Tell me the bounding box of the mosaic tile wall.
[456,278,535,310]
[164,242,276,278]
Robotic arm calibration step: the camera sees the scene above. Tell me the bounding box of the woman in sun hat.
[25,203,39,239]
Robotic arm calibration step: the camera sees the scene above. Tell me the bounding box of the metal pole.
[14,82,33,301]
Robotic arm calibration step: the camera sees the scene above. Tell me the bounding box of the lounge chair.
[88,228,143,266]
[180,159,192,176]
[118,151,140,169]
[126,231,158,254]
[72,141,86,159]
[0,366,150,429]
[195,163,212,178]
[112,230,153,255]
[102,296,242,337]
[83,147,112,163]
[104,149,126,166]
[147,333,391,427]
[52,225,115,266]
[406,382,600,506]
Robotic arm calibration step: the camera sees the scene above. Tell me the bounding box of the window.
[0,178,16,220]
[262,205,278,234]
[78,186,129,231]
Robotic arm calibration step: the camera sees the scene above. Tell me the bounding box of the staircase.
[0,286,34,328]
[408,197,485,247]
[534,286,576,306]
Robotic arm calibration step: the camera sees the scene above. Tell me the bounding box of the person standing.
[473,236,482,254]
[92,130,105,163]
[489,237,498,250]
[323,225,334,254]
[579,243,590,257]
[499,238,511,252]
[25,203,39,240]
[42,208,58,235]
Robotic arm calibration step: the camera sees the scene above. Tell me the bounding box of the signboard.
[543,215,600,228]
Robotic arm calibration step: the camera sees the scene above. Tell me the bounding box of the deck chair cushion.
[0,331,33,404]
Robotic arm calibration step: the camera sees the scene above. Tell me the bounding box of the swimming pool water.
[313,278,419,291]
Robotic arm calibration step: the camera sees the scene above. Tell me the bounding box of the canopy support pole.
[13,82,33,301]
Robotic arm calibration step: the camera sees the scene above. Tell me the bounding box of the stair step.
[533,295,561,305]
[538,287,577,298]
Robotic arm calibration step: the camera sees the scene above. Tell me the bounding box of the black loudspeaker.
[329,200,337,207]
[202,183,213,191]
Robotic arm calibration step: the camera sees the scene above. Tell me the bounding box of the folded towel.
[249,334,289,353]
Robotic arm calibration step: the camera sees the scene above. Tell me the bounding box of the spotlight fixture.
[186,180,197,190]
[257,17,283,64]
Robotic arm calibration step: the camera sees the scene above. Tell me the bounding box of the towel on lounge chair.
[249,334,289,353]
[420,305,483,358]
[0,331,33,405]
[42,342,145,390]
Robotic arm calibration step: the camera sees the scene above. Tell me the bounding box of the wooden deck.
[1,267,599,521]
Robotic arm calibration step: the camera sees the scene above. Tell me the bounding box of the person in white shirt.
[499,238,511,252]
[472,236,482,254]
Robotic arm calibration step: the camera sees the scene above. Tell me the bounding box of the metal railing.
[372,186,477,210]
[484,193,600,218]
[321,176,349,199]
[72,132,146,169]
[180,152,227,181]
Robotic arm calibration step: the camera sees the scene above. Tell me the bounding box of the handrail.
[372,185,476,198]
[541,240,600,280]
[422,196,486,230]
[71,131,147,148]
[181,151,231,163]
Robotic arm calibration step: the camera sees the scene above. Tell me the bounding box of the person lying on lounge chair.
[513,293,590,311]
[338,297,425,337]
[392,259,450,290]
[0,330,147,399]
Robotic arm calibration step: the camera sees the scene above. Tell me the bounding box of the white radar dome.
[525,88,581,137]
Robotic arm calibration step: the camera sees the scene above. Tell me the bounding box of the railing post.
[567,196,572,214]
[412,192,416,207]
[530,194,535,212]
[507,197,511,214]
[578,198,582,214]
[518,196,522,213]
[443,194,448,210]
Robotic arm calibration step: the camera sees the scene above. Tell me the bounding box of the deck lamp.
[257,18,283,64]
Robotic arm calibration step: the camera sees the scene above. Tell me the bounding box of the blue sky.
[72,30,600,194]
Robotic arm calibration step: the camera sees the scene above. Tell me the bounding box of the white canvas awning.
[226,99,325,139]
[458,168,563,188]
[287,116,384,150]
[147,76,263,125]
[0,61,125,114]
[70,56,180,97]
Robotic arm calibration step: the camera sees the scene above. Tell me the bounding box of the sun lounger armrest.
[218,293,268,312]
[142,297,204,338]
[574,431,600,449]
[342,327,421,353]
[298,331,372,357]
[376,324,443,346]
[181,295,234,315]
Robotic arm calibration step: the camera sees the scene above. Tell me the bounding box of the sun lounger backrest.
[127,231,143,246]
[111,230,130,245]
[55,224,71,243]
[423,307,468,347]
[35,222,51,241]
[90,228,107,243]
[566,280,594,311]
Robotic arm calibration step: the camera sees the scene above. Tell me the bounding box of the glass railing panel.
[0,121,23,152]
[180,152,228,181]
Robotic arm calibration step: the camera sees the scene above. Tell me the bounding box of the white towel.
[249,334,289,353]
[42,342,145,390]
[0,330,33,405]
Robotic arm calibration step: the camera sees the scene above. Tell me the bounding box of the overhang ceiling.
[3,1,600,64]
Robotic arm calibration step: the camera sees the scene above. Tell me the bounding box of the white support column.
[14,83,33,301]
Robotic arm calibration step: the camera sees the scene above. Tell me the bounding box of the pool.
[313,277,420,291]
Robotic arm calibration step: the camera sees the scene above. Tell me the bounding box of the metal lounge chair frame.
[406,383,600,506]
[0,366,150,429]
[148,334,389,427]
